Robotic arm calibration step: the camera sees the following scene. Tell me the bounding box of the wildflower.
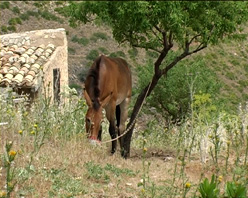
[0,190,7,197]
[226,140,231,146]
[30,130,35,135]
[34,124,38,128]
[141,188,145,193]
[23,111,28,116]
[208,134,213,139]
[185,182,191,188]
[218,175,223,183]
[18,130,23,135]
[143,138,147,143]
[143,147,147,152]
[9,150,17,157]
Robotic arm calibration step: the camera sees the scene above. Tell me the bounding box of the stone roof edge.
[0,28,66,39]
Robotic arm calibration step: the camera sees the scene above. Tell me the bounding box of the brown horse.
[84,55,132,154]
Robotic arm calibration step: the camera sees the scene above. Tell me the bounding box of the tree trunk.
[122,73,161,158]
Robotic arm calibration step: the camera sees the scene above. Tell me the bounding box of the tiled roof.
[0,44,56,88]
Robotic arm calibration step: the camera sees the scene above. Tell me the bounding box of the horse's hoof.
[89,139,101,146]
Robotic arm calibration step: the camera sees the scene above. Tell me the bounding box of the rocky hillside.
[1,1,248,110]
[0,1,144,86]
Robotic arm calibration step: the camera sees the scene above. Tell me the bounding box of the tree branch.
[132,43,162,53]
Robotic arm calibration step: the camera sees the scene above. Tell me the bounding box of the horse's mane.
[87,56,102,110]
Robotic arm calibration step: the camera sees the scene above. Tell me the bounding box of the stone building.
[0,28,68,103]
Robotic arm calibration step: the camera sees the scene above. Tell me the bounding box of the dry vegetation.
[0,90,247,197]
[1,1,248,198]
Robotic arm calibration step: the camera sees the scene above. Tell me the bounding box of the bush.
[128,48,138,59]
[8,18,22,26]
[38,9,63,23]
[90,32,108,42]
[26,10,39,18]
[20,13,30,21]
[71,35,89,46]
[109,51,125,58]
[68,47,76,55]
[1,25,8,33]
[135,54,222,120]
[146,50,159,59]
[98,47,109,55]
[0,1,10,9]
[8,18,17,26]
[12,6,20,14]
[7,25,16,32]
[15,17,22,25]
[86,50,99,61]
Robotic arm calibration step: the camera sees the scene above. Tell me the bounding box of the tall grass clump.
[0,86,88,197]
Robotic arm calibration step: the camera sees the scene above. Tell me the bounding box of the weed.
[2,141,17,198]
[225,181,247,198]
[84,161,110,183]
[199,175,220,198]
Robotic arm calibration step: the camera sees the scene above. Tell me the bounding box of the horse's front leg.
[98,125,102,141]
[105,102,117,154]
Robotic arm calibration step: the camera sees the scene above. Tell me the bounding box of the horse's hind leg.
[119,97,131,151]
[106,102,117,154]
[116,104,121,131]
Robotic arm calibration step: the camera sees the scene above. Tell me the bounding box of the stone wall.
[0,28,68,102]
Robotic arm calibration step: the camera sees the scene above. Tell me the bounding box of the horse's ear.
[100,92,112,107]
[84,89,92,107]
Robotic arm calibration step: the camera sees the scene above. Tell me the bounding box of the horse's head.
[84,89,111,143]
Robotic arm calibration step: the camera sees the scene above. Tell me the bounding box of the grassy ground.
[0,91,247,198]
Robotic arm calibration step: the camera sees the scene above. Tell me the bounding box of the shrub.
[68,47,76,55]
[15,17,22,25]
[1,25,8,33]
[98,47,109,55]
[12,6,20,14]
[26,10,39,18]
[86,50,99,61]
[128,47,138,59]
[135,54,222,120]
[7,25,16,32]
[90,32,108,42]
[0,1,10,9]
[8,18,17,26]
[20,13,30,21]
[146,50,159,59]
[109,51,125,58]
[38,9,63,23]
[71,35,89,46]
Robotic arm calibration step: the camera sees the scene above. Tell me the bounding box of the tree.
[65,1,248,158]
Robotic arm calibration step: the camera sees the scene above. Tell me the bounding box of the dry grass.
[1,92,247,197]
